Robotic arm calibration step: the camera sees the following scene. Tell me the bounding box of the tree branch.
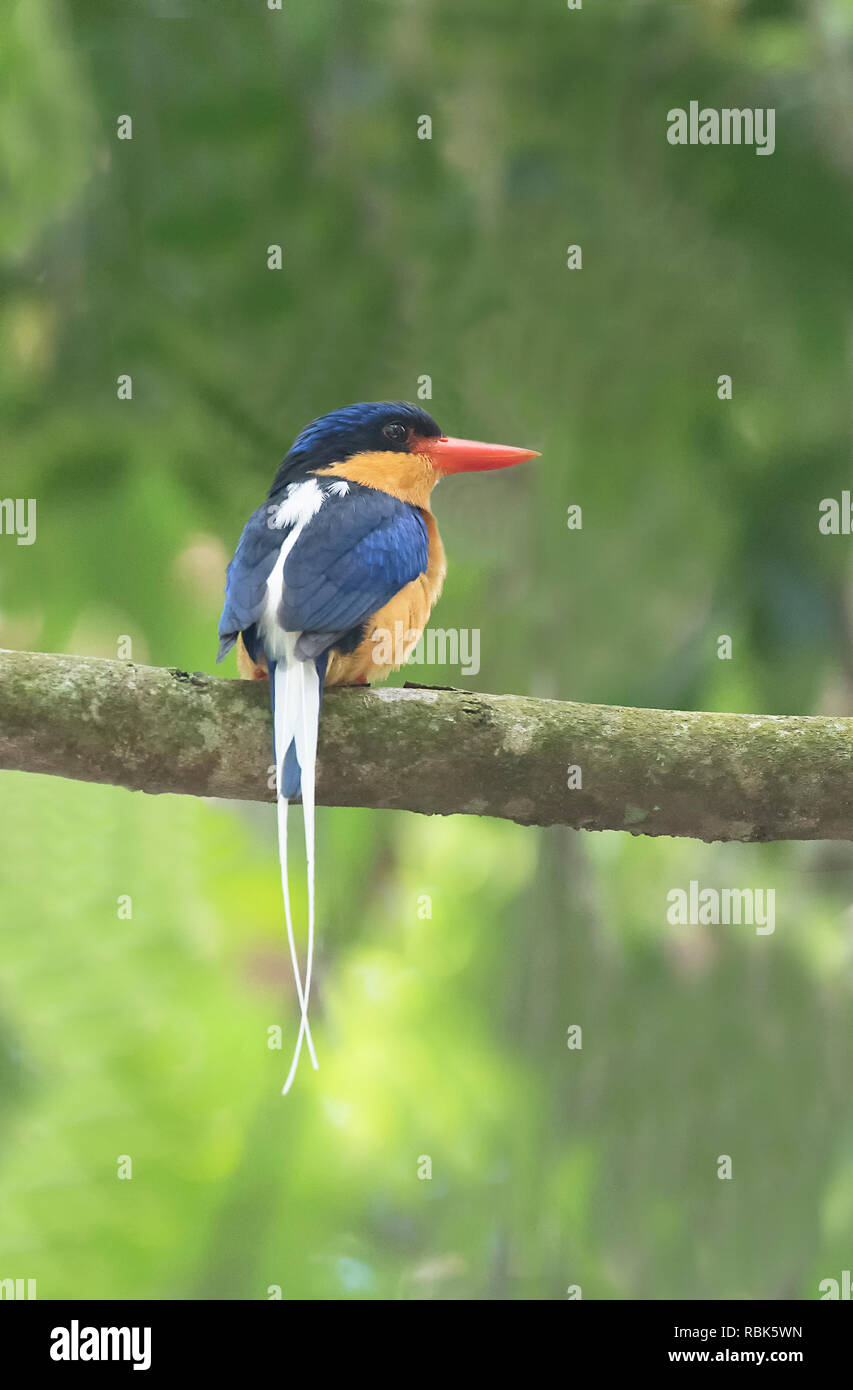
[0,648,850,842]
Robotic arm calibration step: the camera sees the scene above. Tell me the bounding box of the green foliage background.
[2,0,853,1299]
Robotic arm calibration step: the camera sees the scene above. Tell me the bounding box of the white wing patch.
[267,477,325,531]
[260,479,326,660]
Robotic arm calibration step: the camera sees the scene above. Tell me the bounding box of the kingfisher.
[217,401,539,1093]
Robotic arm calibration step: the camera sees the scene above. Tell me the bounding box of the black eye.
[382,421,409,444]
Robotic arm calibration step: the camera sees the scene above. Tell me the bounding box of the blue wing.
[281,485,428,640]
[217,483,429,662]
[217,503,282,660]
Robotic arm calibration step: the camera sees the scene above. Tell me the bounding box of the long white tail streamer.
[283,658,321,1092]
[274,660,320,1093]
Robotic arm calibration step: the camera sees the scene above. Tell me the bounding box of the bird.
[217,401,539,1093]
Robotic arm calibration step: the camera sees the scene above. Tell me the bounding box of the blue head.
[269,402,443,496]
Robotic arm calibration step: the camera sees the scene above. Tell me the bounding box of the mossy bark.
[0,649,851,842]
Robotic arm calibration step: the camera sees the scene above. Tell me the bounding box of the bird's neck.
[314,451,439,510]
